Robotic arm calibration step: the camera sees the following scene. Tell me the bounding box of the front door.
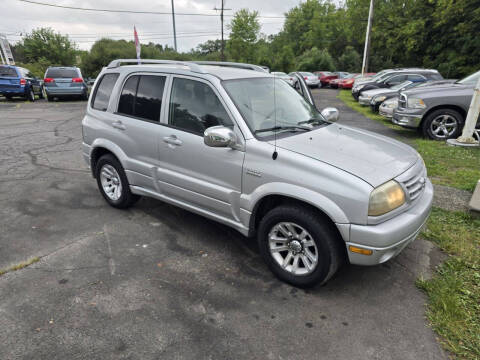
[156,76,245,222]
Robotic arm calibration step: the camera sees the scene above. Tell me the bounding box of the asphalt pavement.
[0,94,446,360]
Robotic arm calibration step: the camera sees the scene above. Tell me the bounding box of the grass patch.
[0,257,40,276]
[337,89,480,192]
[417,208,480,359]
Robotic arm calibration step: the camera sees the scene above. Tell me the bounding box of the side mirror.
[321,107,339,122]
[204,126,237,148]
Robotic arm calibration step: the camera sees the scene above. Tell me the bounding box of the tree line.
[11,0,479,79]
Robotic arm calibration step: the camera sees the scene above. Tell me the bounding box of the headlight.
[407,97,426,109]
[368,180,405,216]
[356,85,365,91]
[373,95,387,103]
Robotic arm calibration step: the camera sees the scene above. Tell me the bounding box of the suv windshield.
[223,77,327,137]
[457,70,480,85]
[46,68,79,78]
[0,66,18,77]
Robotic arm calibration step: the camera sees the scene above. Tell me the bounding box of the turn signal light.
[72,77,84,83]
[349,245,373,256]
[19,78,26,85]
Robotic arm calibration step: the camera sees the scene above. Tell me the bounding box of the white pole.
[457,76,480,144]
[361,0,374,76]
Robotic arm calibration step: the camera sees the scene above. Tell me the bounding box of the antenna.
[272,75,278,160]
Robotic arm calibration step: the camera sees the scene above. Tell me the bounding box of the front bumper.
[392,109,424,129]
[379,106,394,118]
[345,179,433,266]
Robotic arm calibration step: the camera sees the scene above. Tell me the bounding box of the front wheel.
[95,154,140,209]
[422,109,463,140]
[257,205,343,287]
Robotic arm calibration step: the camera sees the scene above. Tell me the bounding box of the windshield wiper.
[297,118,325,126]
[254,125,311,134]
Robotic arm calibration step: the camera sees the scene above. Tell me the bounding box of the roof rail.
[106,59,207,74]
[192,61,269,73]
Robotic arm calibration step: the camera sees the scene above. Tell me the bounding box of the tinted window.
[427,73,443,80]
[118,75,139,117]
[407,74,425,82]
[45,68,79,78]
[0,66,18,77]
[135,75,166,121]
[92,73,119,111]
[169,78,232,135]
[386,75,406,84]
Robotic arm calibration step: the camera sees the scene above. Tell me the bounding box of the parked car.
[368,79,457,112]
[318,72,338,87]
[298,71,320,88]
[379,97,399,118]
[0,65,43,101]
[352,69,443,100]
[43,66,88,101]
[272,71,294,86]
[393,70,480,140]
[314,71,332,81]
[338,74,360,89]
[82,59,433,287]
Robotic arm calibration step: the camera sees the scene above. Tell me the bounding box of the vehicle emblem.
[246,169,262,177]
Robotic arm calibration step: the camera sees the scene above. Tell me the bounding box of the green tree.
[337,46,361,72]
[296,47,335,72]
[227,9,260,62]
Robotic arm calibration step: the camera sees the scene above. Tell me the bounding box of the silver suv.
[82,59,433,287]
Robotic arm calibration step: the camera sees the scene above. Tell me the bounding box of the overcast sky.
[1,0,301,51]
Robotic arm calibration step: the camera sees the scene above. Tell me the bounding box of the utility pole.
[361,0,374,75]
[214,0,231,61]
[171,0,177,51]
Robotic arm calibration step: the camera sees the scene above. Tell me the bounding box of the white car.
[290,72,320,88]
[379,97,398,118]
[272,71,294,86]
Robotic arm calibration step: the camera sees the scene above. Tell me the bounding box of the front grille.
[398,94,407,109]
[396,160,427,202]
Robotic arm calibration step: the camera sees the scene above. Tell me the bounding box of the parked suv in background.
[393,70,480,140]
[0,65,43,101]
[82,59,433,287]
[44,66,88,101]
[352,69,443,100]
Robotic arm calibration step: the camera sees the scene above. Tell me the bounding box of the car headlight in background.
[356,85,365,91]
[372,95,387,104]
[368,180,406,216]
[407,97,426,109]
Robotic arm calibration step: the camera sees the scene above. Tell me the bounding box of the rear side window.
[92,73,119,111]
[0,66,18,77]
[117,75,166,122]
[428,73,443,80]
[407,74,426,82]
[169,77,232,135]
[45,68,79,78]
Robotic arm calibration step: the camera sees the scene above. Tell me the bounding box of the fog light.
[349,245,373,255]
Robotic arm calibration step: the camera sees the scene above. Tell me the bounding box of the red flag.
[134,25,141,64]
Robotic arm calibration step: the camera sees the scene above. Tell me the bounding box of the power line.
[16,0,285,18]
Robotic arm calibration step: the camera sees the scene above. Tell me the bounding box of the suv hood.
[275,123,418,187]
[363,88,397,97]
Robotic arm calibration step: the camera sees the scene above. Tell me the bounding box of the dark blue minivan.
[0,65,43,101]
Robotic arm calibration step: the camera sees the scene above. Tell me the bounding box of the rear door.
[0,66,20,92]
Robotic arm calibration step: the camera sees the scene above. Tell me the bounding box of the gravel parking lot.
[0,93,446,359]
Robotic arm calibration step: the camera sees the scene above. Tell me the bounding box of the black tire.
[422,108,464,140]
[5,95,12,100]
[81,91,88,101]
[257,205,343,287]
[27,88,35,102]
[95,154,140,209]
[38,86,44,99]
[47,95,54,102]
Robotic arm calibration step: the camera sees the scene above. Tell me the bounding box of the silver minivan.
[82,60,433,287]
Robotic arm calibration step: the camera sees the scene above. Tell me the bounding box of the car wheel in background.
[422,108,464,140]
[81,91,88,101]
[38,86,44,99]
[47,95,54,102]
[95,154,140,209]
[5,95,12,101]
[27,88,35,102]
[257,205,343,287]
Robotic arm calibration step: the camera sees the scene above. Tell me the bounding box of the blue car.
[43,66,88,101]
[0,65,43,101]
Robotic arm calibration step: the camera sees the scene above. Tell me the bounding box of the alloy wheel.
[430,114,458,139]
[100,164,122,201]
[268,222,318,276]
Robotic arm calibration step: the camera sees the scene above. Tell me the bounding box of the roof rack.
[106,59,207,74]
[192,61,268,73]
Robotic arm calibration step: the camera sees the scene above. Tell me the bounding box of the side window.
[407,74,425,82]
[169,78,233,135]
[117,75,166,122]
[386,75,406,85]
[92,73,119,111]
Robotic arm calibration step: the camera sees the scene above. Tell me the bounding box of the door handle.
[112,120,126,130]
[163,135,183,146]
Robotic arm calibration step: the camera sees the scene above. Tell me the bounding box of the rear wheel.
[38,86,44,99]
[422,109,463,140]
[257,205,343,287]
[5,95,12,100]
[27,88,35,102]
[47,95,54,102]
[95,154,140,209]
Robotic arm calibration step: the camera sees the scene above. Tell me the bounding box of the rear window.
[92,73,119,111]
[45,68,79,78]
[300,72,314,76]
[0,66,18,77]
